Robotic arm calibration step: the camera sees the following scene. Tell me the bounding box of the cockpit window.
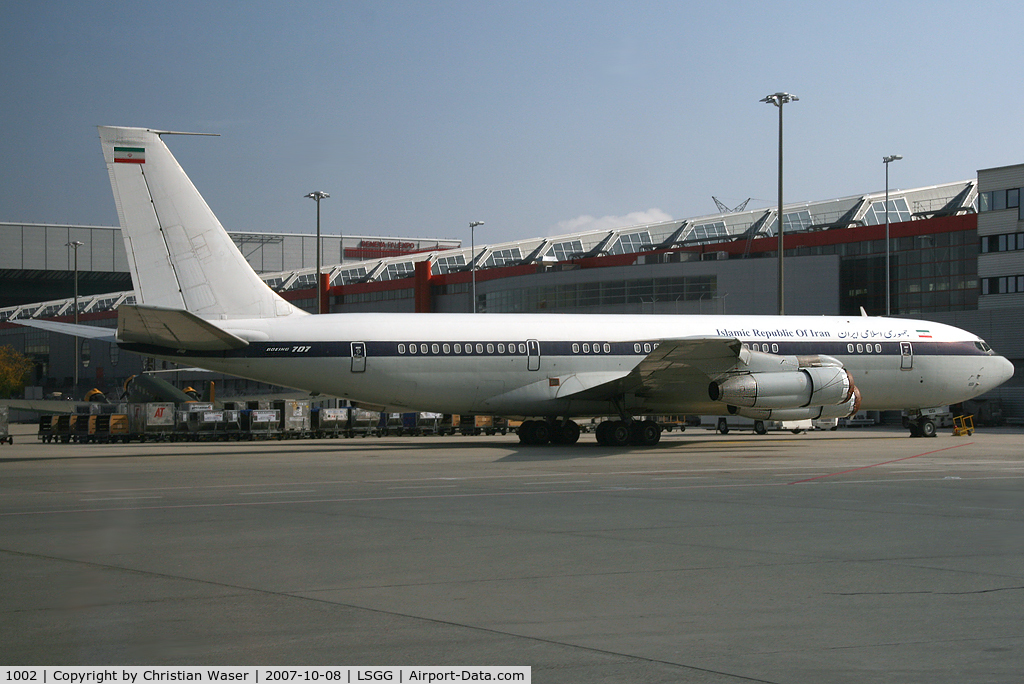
[975,341,993,353]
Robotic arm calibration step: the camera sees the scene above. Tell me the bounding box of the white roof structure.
[0,179,976,323]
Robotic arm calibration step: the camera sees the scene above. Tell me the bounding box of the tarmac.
[1,422,1023,683]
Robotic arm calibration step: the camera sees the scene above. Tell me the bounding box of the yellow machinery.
[952,414,975,437]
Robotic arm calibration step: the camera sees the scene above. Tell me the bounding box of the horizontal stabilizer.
[13,319,118,342]
[117,304,249,351]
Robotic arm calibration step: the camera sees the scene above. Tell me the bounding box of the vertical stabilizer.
[98,126,306,320]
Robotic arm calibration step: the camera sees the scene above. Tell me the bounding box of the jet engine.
[708,351,859,418]
[709,366,854,409]
[729,386,862,421]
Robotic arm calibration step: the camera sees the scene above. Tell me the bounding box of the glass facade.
[835,229,978,315]
[482,275,716,313]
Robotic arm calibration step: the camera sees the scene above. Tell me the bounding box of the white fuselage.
[126,312,1014,418]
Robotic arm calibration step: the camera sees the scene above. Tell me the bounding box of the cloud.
[551,208,673,236]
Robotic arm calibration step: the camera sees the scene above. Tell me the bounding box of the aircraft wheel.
[908,423,922,438]
[919,419,937,438]
[633,420,661,446]
[754,421,767,435]
[595,420,611,446]
[553,421,580,445]
[717,418,729,435]
[531,421,551,445]
[606,421,632,447]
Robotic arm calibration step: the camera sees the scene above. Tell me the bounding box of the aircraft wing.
[13,319,118,342]
[117,304,249,351]
[563,336,745,401]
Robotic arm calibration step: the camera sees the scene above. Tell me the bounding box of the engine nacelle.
[709,367,854,409]
[730,386,862,421]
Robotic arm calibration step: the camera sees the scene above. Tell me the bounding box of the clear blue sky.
[2,0,1022,249]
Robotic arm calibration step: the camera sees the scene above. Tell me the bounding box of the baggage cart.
[0,406,11,445]
[37,414,54,443]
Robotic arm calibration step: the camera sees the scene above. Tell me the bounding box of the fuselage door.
[351,341,366,373]
[527,339,541,371]
[900,341,913,370]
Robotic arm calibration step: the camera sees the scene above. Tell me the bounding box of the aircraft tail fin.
[98,126,307,320]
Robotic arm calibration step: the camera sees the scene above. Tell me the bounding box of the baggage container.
[240,408,280,439]
[272,399,311,437]
[348,408,380,437]
[312,407,350,438]
[130,402,177,441]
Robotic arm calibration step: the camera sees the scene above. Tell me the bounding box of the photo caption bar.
[0,668,530,684]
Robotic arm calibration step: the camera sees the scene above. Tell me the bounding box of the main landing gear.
[517,418,662,447]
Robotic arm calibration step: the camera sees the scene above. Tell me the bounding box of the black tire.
[717,418,729,435]
[754,421,767,435]
[919,419,937,438]
[607,421,631,447]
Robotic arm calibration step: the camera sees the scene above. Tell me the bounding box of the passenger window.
[847,344,854,353]
[583,343,590,353]
[431,344,439,354]
[518,343,526,354]
[771,343,778,353]
[454,344,461,353]
[572,343,580,354]
[409,345,417,355]
[443,344,450,354]
[592,342,600,353]
[856,344,863,353]
[420,344,428,354]
[498,344,505,353]
[875,344,881,353]
[603,343,611,353]
[476,343,484,353]
[398,344,406,354]
[643,343,651,353]
[634,343,642,353]
[486,343,494,353]
[753,343,759,352]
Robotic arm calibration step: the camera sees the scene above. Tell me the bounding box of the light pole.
[304,191,330,314]
[469,221,484,313]
[66,240,83,391]
[883,154,903,316]
[761,92,798,315]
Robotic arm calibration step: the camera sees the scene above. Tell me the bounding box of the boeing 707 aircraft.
[22,127,1016,446]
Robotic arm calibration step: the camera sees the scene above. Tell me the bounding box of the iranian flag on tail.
[113,146,145,164]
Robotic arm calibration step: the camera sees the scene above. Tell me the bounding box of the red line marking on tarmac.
[787,442,973,485]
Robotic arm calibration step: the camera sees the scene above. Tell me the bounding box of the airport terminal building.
[2,165,1022,417]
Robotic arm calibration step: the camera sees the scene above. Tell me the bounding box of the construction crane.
[713,196,751,214]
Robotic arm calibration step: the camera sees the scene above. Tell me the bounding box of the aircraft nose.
[989,355,1016,390]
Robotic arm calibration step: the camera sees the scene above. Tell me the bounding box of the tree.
[0,345,34,399]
